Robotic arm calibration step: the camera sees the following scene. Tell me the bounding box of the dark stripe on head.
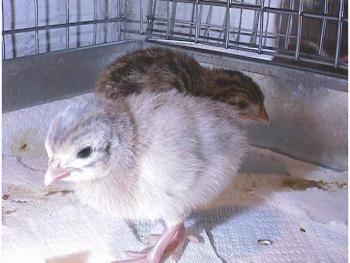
[240,75,263,103]
[214,70,264,105]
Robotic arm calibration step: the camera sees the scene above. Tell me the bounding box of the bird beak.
[44,165,71,186]
[256,107,270,125]
[240,107,270,125]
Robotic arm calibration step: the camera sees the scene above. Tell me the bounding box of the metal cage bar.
[258,0,264,54]
[146,0,347,73]
[334,0,344,67]
[2,0,5,59]
[224,1,230,49]
[2,0,348,74]
[34,0,39,54]
[2,0,125,60]
[294,0,304,61]
[284,0,295,49]
[65,0,70,49]
[93,0,98,45]
[194,0,200,43]
[318,0,329,55]
[140,0,144,34]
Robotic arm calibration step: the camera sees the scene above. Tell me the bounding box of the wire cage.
[2,2,348,261]
[2,0,348,76]
[2,0,125,58]
[145,0,348,72]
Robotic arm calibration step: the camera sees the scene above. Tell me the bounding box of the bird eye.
[76,146,93,159]
[238,101,248,109]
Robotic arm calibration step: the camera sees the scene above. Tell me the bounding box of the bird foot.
[112,223,194,263]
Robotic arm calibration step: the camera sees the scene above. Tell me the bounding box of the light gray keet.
[44,90,248,262]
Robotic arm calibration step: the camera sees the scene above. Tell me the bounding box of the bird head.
[212,69,270,125]
[44,98,133,187]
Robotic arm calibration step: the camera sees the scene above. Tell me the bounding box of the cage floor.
[2,94,348,263]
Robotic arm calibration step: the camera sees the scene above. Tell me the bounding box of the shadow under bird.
[44,90,248,262]
[96,47,270,124]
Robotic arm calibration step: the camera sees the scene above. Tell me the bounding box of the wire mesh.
[2,0,125,59]
[146,0,348,73]
[2,0,348,74]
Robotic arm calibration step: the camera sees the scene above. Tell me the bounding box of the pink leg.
[113,223,183,263]
[166,223,186,261]
[143,223,197,261]
[148,223,181,261]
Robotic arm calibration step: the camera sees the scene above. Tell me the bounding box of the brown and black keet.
[96,47,270,124]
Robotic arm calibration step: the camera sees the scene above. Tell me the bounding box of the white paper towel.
[2,94,347,262]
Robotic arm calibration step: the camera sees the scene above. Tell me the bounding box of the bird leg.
[114,222,189,263]
[165,221,187,261]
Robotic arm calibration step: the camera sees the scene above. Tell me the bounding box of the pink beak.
[240,107,270,125]
[44,164,71,186]
[256,107,270,125]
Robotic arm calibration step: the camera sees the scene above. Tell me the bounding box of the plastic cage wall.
[2,0,348,77]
